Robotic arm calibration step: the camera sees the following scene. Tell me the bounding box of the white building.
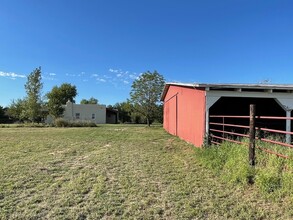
[63,101,106,124]
[46,101,118,124]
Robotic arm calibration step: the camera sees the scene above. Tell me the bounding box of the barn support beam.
[274,98,293,144]
[205,96,221,136]
[286,110,291,144]
[205,109,209,135]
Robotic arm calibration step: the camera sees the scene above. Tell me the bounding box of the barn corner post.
[249,104,256,167]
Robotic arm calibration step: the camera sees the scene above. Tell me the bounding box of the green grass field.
[0,125,292,219]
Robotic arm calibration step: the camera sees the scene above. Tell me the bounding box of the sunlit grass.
[0,125,292,219]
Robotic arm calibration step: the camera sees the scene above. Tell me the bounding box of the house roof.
[161,82,293,101]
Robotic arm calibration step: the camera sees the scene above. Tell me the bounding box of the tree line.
[113,71,164,125]
[0,67,165,126]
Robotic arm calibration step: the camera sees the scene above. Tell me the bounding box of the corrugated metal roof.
[161,82,293,101]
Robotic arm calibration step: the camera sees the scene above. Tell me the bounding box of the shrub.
[54,119,97,127]
[55,118,70,127]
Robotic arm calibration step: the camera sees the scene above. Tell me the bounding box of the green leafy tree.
[0,105,10,123]
[130,70,165,126]
[113,101,133,123]
[130,105,144,123]
[7,99,27,122]
[24,67,43,122]
[153,103,163,124]
[80,97,98,104]
[0,106,5,119]
[155,104,163,123]
[46,83,77,118]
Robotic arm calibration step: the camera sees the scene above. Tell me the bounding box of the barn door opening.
[208,97,286,142]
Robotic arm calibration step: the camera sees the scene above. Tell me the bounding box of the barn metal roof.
[161,82,293,101]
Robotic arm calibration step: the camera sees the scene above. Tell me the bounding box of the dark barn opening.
[209,97,286,141]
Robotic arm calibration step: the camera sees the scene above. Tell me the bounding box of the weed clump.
[196,142,252,185]
[54,118,97,127]
[196,140,293,200]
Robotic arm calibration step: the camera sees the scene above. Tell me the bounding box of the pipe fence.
[209,105,293,162]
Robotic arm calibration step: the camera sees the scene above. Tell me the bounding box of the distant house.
[46,101,118,124]
[63,101,106,123]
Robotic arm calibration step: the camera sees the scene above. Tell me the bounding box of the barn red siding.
[163,85,206,147]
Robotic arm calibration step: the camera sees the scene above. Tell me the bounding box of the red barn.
[161,83,293,147]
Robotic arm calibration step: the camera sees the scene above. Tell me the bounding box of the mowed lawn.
[0,125,291,219]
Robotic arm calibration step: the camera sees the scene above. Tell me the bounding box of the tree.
[0,106,5,119]
[7,99,27,122]
[46,83,77,118]
[130,70,165,126]
[113,101,133,123]
[154,104,163,123]
[0,105,10,123]
[80,97,98,104]
[24,67,43,122]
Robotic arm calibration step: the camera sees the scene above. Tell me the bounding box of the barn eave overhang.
[161,82,293,101]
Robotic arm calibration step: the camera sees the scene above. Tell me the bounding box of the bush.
[55,118,70,127]
[54,118,97,127]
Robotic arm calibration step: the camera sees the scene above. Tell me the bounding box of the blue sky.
[1,0,293,107]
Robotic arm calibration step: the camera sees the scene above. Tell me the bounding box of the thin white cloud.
[91,73,107,83]
[62,68,140,86]
[42,72,57,81]
[0,71,26,79]
[103,74,112,79]
[66,73,76,77]
[43,76,55,81]
[129,74,137,79]
[108,68,143,86]
[97,78,106,82]
[109,68,119,73]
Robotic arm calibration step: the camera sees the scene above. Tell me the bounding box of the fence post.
[249,104,256,166]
